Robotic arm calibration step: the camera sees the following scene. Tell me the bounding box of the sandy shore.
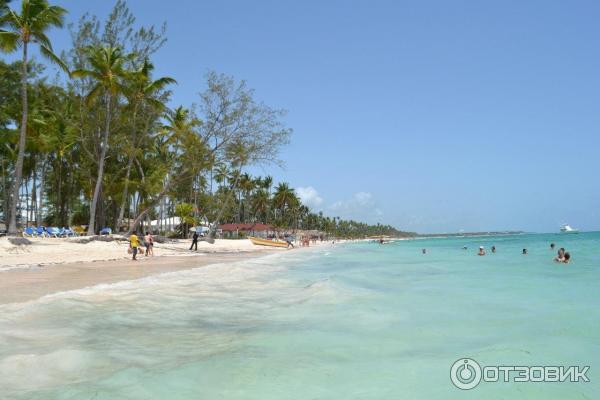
[0,237,337,305]
[0,237,292,305]
[0,236,266,270]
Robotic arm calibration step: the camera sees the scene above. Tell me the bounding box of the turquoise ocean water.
[1,232,599,399]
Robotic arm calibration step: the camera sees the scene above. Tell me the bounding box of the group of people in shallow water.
[550,242,571,263]
[421,242,572,263]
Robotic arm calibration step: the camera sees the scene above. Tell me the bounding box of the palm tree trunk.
[31,169,36,226]
[87,93,112,235]
[116,105,138,231]
[24,175,29,225]
[1,160,8,225]
[8,42,29,234]
[36,156,47,226]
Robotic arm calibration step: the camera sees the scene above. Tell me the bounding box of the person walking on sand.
[286,236,294,248]
[145,232,154,256]
[129,233,140,261]
[190,231,199,251]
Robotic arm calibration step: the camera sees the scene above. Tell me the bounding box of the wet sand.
[0,250,273,305]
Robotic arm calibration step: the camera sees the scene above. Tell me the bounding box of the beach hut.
[217,223,275,239]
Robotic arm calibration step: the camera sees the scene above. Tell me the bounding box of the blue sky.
[13,0,600,233]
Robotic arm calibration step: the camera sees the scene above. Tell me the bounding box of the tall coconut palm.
[71,45,131,235]
[251,189,269,222]
[0,0,67,234]
[263,175,273,195]
[272,182,298,223]
[116,59,176,230]
[214,163,229,190]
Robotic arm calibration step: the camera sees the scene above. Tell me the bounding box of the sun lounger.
[23,227,37,237]
[36,227,49,238]
[46,227,60,238]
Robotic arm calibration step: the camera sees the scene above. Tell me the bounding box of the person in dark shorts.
[129,233,140,261]
[190,231,199,251]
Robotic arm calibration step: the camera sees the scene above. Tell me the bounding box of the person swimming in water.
[522,248,528,255]
[554,248,566,262]
[491,246,496,253]
[478,246,486,256]
[550,243,555,250]
[422,248,427,254]
[563,252,571,263]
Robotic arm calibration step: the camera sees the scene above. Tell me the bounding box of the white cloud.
[296,186,324,210]
[329,192,383,221]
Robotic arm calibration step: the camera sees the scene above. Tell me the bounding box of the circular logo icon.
[450,358,482,390]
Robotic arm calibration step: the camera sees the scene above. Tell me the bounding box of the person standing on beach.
[145,232,154,256]
[190,231,199,251]
[129,233,140,261]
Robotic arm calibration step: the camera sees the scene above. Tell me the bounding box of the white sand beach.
[0,236,335,305]
[0,236,266,271]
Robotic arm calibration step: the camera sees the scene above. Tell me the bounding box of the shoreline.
[0,249,277,306]
[0,237,339,306]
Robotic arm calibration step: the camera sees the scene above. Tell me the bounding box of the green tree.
[72,45,132,235]
[0,0,67,234]
[116,58,176,228]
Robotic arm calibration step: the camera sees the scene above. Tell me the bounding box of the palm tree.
[272,182,298,225]
[0,0,67,234]
[116,59,176,230]
[71,45,131,235]
[214,163,228,190]
[263,175,273,195]
[252,189,269,222]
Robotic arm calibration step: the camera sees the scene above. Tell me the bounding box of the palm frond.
[39,43,69,73]
[145,76,177,93]
[84,83,104,106]
[0,30,20,52]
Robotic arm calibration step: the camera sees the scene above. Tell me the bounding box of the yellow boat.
[249,236,289,248]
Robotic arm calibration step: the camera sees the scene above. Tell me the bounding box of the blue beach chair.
[46,227,60,238]
[36,227,49,238]
[23,227,37,237]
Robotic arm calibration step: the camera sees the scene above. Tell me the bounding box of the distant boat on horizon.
[560,224,579,234]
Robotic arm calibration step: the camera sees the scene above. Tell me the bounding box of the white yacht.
[560,224,579,233]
